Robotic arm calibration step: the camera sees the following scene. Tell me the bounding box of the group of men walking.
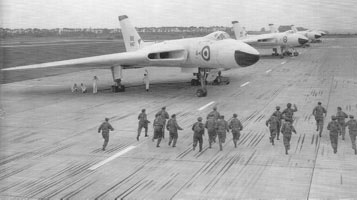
[97,102,357,155]
[266,103,298,155]
[311,102,356,154]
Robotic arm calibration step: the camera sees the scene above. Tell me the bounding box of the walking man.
[346,115,357,154]
[282,103,298,123]
[166,114,183,147]
[153,114,165,147]
[272,106,283,140]
[266,114,279,145]
[229,114,243,148]
[205,116,217,148]
[156,107,169,138]
[281,118,297,155]
[336,107,348,140]
[92,76,99,94]
[137,109,150,141]
[98,118,114,151]
[312,102,327,137]
[192,117,205,152]
[327,116,341,154]
[216,115,229,151]
[206,106,220,121]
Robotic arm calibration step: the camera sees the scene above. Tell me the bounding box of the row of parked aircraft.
[2,15,325,97]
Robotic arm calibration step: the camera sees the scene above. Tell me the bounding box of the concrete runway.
[0,38,357,199]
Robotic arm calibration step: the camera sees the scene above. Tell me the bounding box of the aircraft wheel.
[293,52,299,56]
[196,88,207,97]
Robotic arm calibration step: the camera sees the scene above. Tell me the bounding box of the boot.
[355,149,357,155]
[156,138,161,147]
[333,148,337,154]
[285,148,288,155]
[272,139,274,146]
[269,137,272,143]
[209,142,212,148]
[136,136,139,141]
[234,141,237,148]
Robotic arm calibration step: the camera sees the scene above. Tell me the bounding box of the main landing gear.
[272,47,299,58]
[191,69,208,97]
[191,69,230,97]
[111,66,125,93]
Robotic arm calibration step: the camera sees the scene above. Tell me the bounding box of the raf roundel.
[201,46,210,61]
[283,36,288,43]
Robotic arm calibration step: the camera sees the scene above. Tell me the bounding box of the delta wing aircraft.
[289,25,323,42]
[2,15,260,97]
[232,21,309,57]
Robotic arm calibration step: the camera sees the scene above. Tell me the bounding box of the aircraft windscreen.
[205,31,231,40]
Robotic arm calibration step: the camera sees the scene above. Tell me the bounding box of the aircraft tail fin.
[291,25,298,33]
[119,15,145,52]
[232,21,245,39]
[269,24,278,33]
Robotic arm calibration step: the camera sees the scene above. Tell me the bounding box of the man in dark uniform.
[153,114,165,147]
[281,118,297,155]
[156,107,169,139]
[137,109,150,141]
[266,114,279,145]
[205,116,217,148]
[282,103,298,123]
[272,106,283,140]
[192,117,205,152]
[98,118,114,151]
[346,115,357,154]
[166,114,183,147]
[206,106,220,121]
[216,115,229,151]
[336,107,348,140]
[312,102,327,137]
[229,114,243,148]
[327,115,341,154]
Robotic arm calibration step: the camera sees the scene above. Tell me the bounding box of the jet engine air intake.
[148,50,186,60]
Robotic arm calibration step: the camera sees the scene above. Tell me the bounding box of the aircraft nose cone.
[234,50,260,67]
[298,38,308,45]
[315,34,322,39]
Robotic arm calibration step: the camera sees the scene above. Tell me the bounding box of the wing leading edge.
[2,51,149,71]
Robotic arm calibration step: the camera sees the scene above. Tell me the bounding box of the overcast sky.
[1,0,356,33]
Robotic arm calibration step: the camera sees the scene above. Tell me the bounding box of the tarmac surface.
[0,38,357,199]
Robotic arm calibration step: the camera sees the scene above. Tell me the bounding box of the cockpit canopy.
[205,31,231,40]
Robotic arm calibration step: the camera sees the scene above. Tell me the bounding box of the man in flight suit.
[272,106,283,140]
[281,118,297,155]
[327,115,341,154]
[346,115,357,154]
[229,114,243,148]
[312,102,327,137]
[266,114,279,145]
[137,109,150,141]
[336,107,348,140]
[156,107,169,139]
[216,115,229,151]
[282,103,298,123]
[205,116,217,148]
[153,114,165,147]
[206,106,220,121]
[98,118,114,151]
[192,117,205,152]
[166,114,183,147]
